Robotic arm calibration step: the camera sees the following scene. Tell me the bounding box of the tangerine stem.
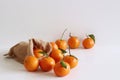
[60,28,67,40]
[86,34,89,38]
[69,33,72,37]
[68,46,71,56]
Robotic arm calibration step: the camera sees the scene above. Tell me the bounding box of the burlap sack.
[4,38,52,64]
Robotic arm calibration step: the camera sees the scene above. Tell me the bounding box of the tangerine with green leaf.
[63,46,78,69]
[82,34,95,49]
[54,61,70,77]
[33,48,44,58]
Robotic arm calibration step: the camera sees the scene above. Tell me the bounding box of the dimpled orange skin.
[39,57,55,72]
[68,36,80,49]
[82,38,94,49]
[63,55,78,69]
[50,42,58,51]
[24,56,39,72]
[54,61,70,77]
[33,49,43,58]
[50,49,63,63]
[55,39,68,50]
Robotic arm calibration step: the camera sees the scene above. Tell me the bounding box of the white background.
[0,0,120,48]
[0,0,120,80]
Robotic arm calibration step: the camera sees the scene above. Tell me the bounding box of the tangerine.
[54,61,70,77]
[50,49,64,63]
[24,56,39,72]
[39,56,55,72]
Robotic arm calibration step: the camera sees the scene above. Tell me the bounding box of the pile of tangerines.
[24,29,95,77]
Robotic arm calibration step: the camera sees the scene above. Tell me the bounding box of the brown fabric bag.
[4,38,52,64]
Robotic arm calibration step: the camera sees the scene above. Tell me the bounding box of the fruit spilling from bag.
[4,29,95,77]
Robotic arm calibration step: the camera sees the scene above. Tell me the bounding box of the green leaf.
[89,34,95,43]
[60,61,67,68]
[59,48,67,54]
[39,51,48,56]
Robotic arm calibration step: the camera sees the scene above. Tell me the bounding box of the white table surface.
[0,45,120,80]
